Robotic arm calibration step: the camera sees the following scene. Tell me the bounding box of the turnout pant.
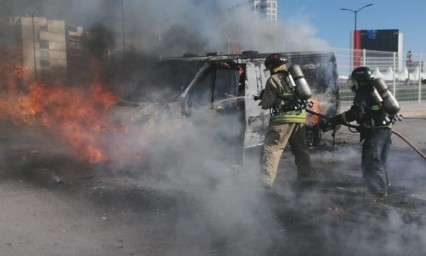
[361,128,392,195]
[260,123,313,187]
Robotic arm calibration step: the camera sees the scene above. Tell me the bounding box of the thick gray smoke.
[3,1,426,255]
[121,0,331,55]
[101,100,286,254]
[0,0,330,55]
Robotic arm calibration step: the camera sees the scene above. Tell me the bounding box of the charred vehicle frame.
[108,51,340,165]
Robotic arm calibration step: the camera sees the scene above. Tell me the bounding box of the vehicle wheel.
[306,124,321,148]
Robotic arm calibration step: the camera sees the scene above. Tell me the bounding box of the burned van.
[107,51,339,164]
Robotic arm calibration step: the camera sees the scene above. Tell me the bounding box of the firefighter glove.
[321,114,343,132]
[328,114,344,125]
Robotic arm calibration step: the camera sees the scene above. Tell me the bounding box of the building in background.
[8,16,112,84]
[251,0,277,23]
[10,16,67,81]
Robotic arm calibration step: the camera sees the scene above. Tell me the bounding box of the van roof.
[164,51,336,63]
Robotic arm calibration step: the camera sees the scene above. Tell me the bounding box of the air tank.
[371,78,400,115]
[284,71,296,89]
[288,64,312,101]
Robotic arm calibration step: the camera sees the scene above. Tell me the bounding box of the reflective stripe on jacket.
[261,70,306,124]
[270,109,307,123]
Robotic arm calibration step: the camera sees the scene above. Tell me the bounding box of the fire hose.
[391,130,426,160]
[306,109,426,161]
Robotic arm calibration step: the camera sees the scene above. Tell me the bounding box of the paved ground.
[0,102,425,256]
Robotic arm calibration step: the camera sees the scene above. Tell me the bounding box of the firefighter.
[259,53,316,188]
[327,67,393,197]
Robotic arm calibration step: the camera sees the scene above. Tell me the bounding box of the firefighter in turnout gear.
[260,54,316,188]
[327,66,397,197]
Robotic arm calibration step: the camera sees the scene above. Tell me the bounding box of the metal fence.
[333,48,425,103]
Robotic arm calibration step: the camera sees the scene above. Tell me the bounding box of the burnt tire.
[306,124,322,148]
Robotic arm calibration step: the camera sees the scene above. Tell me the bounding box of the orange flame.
[0,46,121,164]
[307,98,321,125]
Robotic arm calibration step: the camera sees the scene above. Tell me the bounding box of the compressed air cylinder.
[284,72,296,89]
[372,78,400,115]
[288,64,312,100]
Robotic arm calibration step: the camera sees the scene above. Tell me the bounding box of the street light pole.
[340,4,373,68]
[341,4,373,30]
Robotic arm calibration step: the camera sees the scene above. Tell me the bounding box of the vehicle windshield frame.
[123,59,208,103]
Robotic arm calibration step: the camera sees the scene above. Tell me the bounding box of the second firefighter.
[326,67,399,197]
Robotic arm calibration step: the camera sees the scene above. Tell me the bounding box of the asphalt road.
[0,102,425,256]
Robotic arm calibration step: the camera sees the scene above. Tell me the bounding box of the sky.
[277,0,425,55]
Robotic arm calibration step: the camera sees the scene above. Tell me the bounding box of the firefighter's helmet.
[348,66,374,91]
[350,67,374,82]
[264,53,289,70]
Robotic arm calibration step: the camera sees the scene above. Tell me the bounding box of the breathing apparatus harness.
[369,78,403,124]
[349,67,403,129]
[346,77,403,137]
[254,63,314,116]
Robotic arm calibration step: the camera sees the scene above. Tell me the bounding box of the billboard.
[352,29,401,69]
[357,29,399,52]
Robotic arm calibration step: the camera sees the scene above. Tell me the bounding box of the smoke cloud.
[0,0,331,55]
[2,1,426,255]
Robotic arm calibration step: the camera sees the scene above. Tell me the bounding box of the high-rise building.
[9,16,111,84]
[251,0,278,23]
[10,16,67,81]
